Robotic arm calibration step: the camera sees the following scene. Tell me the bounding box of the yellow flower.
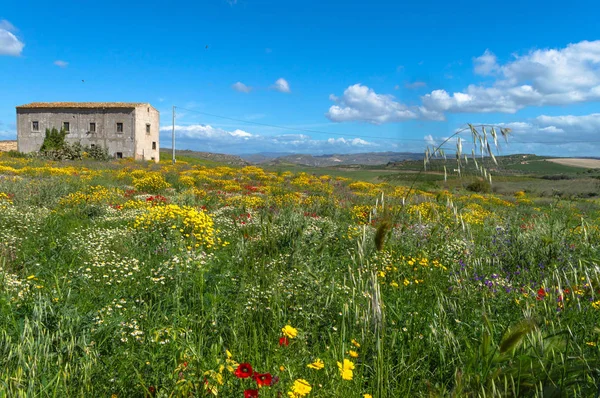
[348,350,359,358]
[586,342,597,346]
[351,339,360,348]
[225,349,238,372]
[364,395,373,398]
[280,365,285,371]
[307,358,324,370]
[289,379,312,396]
[282,325,298,339]
[337,359,355,380]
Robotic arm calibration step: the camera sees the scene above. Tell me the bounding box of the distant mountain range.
[240,151,424,166]
[164,148,425,167]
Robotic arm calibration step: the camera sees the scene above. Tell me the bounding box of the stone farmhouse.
[16,102,160,162]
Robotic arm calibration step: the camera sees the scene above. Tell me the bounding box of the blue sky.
[1,0,600,156]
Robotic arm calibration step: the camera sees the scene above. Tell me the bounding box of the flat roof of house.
[16,102,153,109]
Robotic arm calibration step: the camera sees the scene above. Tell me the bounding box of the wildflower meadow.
[0,146,599,397]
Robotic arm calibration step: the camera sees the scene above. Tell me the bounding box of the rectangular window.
[116,152,123,159]
[63,122,70,132]
[89,122,96,133]
[116,123,123,133]
[32,121,39,131]
[152,141,156,150]
[146,124,151,134]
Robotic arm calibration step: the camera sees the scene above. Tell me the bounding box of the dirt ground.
[547,158,600,169]
[0,141,17,152]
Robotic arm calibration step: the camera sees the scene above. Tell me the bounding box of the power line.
[173,106,600,146]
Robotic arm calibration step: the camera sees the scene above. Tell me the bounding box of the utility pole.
[172,106,176,164]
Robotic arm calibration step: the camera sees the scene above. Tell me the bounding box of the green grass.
[263,163,402,183]
[0,155,599,397]
[502,159,585,174]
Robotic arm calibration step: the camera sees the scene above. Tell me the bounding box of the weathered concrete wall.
[134,105,160,162]
[17,108,136,157]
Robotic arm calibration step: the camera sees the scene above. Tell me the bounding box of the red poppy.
[235,363,253,378]
[148,386,156,396]
[253,372,273,387]
[244,389,259,398]
[279,336,289,346]
[536,288,546,300]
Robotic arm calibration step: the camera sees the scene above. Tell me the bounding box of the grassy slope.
[0,154,599,396]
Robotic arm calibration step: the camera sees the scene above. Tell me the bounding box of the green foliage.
[466,179,491,193]
[37,127,110,161]
[40,127,69,152]
[86,144,110,161]
[6,150,28,159]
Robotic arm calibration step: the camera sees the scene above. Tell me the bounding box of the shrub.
[85,144,110,161]
[40,127,68,152]
[6,150,28,159]
[465,179,491,193]
[133,203,216,249]
[132,172,171,193]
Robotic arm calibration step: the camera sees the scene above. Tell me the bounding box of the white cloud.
[424,134,436,146]
[473,50,499,76]
[422,41,600,116]
[163,124,254,140]
[0,20,24,56]
[272,78,291,93]
[54,60,68,68]
[494,114,600,139]
[326,84,419,124]
[232,81,252,93]
[326,137,377,147]
[329,41,600,123]
[536,113,600,134]
[230,129,253,138]
[160,124,381,154]
[538,126,564,134]
[459,114,600,155]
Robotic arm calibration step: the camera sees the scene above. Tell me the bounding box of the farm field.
[0,141,17,152]
[547,158,600,169]
[0,153,600,397]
